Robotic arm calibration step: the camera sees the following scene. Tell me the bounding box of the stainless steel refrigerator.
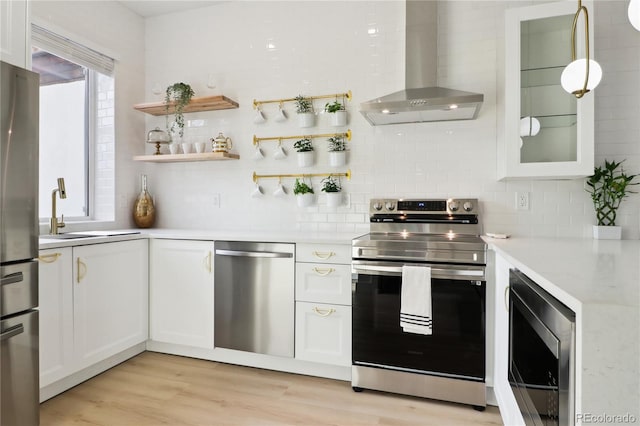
[0,60,40,426]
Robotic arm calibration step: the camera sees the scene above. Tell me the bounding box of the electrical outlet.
[516,192,530,210]
[212,193,220,208]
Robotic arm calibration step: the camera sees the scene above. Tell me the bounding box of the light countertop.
[485,237,639,423]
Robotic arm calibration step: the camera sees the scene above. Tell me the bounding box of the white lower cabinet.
[38,240,149,390]
[73,240,149,369]
[295,301,351,366]
[294,242,352,367]
[38,248,74,387]
[149,239,214,349]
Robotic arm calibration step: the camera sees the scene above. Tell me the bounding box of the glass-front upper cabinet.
[499,1,594,180]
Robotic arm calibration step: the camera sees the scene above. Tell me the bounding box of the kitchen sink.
[39,233,98,240]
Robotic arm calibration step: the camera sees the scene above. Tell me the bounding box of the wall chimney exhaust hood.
[360,1,484,125]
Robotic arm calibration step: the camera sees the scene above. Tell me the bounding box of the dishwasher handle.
[215,249,293,259]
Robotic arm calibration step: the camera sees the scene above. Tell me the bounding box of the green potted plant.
[327,135,346,167]
[321,175,342,207]
[325,100,347,127]
[293,137,314,168]
[295,95,314,128]
[165,82,195,140]
[293,178,315,207]
[585,159,639,239]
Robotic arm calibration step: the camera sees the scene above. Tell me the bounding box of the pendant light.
[519,116,541,137]
[560,0,602,98]
[630,0,640,31]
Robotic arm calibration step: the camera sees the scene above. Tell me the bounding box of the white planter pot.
[297,112,315,128]
[296,193,315,207]
[325,192,342,207]
[329,110,347,127]
[328,151,347,167]
[593,225,621,240]
[297,151,314,168]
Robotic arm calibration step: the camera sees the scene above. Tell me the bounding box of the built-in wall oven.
[352,198,487,409]
[509,269,576,426]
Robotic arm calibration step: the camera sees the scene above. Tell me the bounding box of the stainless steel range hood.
[360,1,484,125]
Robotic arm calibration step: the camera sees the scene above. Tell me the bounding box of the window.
[31,25,115,222]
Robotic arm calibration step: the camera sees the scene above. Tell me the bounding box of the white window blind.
[31,24,115,76]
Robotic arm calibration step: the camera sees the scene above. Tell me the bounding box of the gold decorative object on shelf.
[253,129,351,145]
[133,174,155,228]
[253,90,352,110]
[252,170,351,183]
[146,127,171,155]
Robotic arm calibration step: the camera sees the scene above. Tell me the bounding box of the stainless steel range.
[351,198,487,409]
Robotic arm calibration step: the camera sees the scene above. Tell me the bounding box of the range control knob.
[463,201,474,212]
[385,201,396,211]
[373,202,383,211]
[448,201,460,212]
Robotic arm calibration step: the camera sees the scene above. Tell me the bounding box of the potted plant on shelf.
[585,159,639,239]
[321,175,342,207]
[293,178,315,207]
[293,137,314,168]
[325,100,347,127]
[295,95,314,128]
[327,135,346,167]
[165,82,195,140]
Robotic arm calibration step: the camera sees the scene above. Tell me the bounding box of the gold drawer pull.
[312,251,335,260]
[313,267,334,276]
[312,307,336,317]
[39,252,61,263]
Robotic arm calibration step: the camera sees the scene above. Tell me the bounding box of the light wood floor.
[40,352,503,425]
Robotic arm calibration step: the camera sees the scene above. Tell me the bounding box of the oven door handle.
[352,264,484,279]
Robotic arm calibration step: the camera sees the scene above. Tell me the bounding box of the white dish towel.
[400,265,432,335]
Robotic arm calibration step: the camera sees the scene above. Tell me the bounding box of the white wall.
[32,0,146,230]
[40,0,638,239]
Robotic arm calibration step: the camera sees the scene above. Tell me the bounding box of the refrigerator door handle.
[1,272,24,286]
[0,323,25,341]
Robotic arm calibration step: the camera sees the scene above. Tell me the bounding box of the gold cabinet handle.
[312,267,334,276]
[312,307,336,317]
[312,251,335,260]
[204,251,212,273]
[39,252,61,263]
[77,258,87,284]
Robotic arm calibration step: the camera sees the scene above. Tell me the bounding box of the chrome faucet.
[50,177,67,235]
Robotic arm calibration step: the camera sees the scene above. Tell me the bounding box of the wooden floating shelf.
[133,95,239,116]
[133,152,240,163]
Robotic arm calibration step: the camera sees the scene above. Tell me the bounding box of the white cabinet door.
[295,301,351,366]
[73,240,149,369]
[149,239,214,349]
[38,247,73,387]
[500,1,594,179]
[0,0,29,68]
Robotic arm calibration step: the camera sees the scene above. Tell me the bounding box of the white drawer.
[295,301,352,367]
[295,263,352,305]
[296,243,351,265]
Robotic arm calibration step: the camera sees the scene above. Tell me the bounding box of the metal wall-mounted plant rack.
[252,170,351,183]
[252,90,352,109]
[253,130,352,146]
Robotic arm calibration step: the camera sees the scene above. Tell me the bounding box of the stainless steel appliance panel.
[0,61,40,264]
[214,241,295,357]
[1,261,37,317]
[1,310,39,426]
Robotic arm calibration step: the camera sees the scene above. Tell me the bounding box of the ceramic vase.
[325,192,342,207]
[297,112,315,128]
[329,110,347,127]
[296,193,315,207]
[328,151,347,167]
[297,151,314,168]
[133,174,156,228]
[592,225,621,240]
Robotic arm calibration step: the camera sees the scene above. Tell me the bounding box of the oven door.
[352,261,486,381]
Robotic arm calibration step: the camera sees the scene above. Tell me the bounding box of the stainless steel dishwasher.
[214,241,295,357]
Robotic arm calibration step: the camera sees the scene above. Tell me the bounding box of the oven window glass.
[353,274,485,379]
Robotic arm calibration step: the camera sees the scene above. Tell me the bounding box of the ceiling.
[118,1,225,18]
